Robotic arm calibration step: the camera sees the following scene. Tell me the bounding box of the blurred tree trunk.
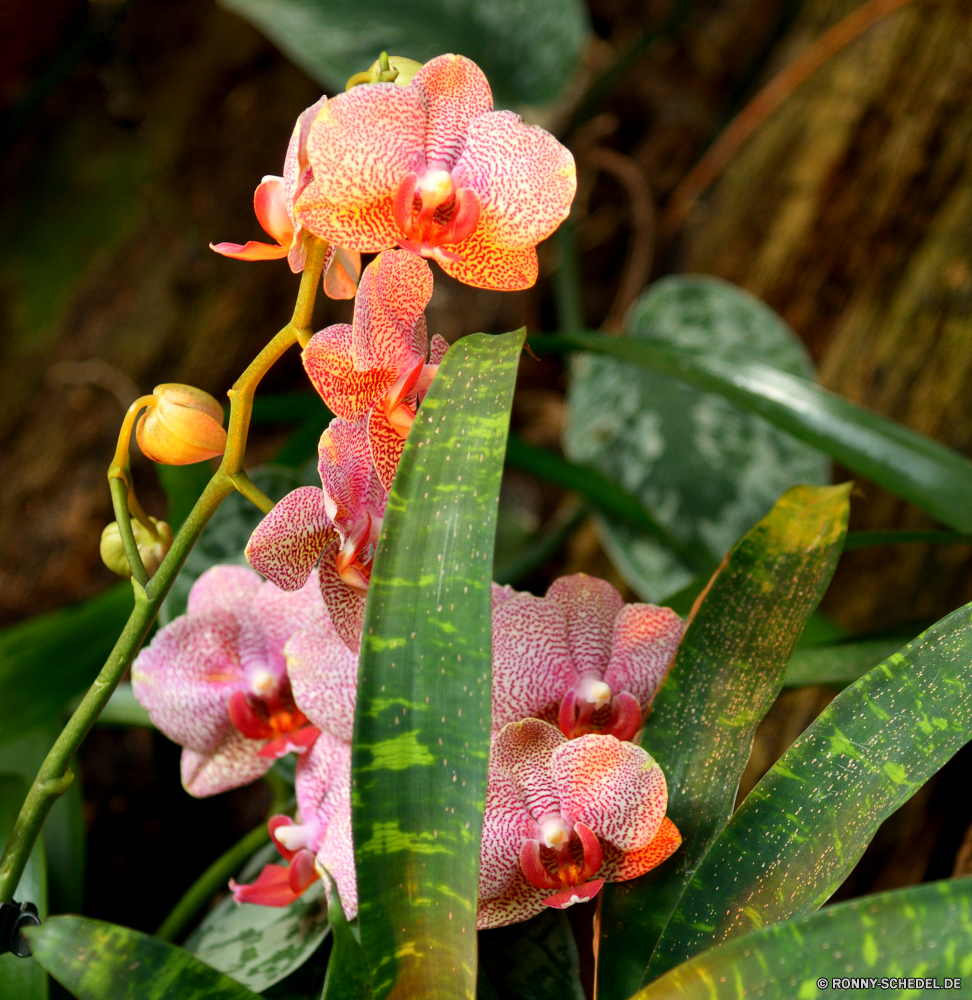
[680,0,972,635]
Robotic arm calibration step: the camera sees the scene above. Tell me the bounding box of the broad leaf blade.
[636,877,972,999]
[539,329,972,533]
[596,484,850,1000]
[184,843,330,992]
[217,0,589,107]
[27,916,262,1000]
[321,873,373,1000]
[784,637,904,688]
[0,774,47,1000]
[562,276,827,601]
[649,599,972,976]
[353,330,524,999]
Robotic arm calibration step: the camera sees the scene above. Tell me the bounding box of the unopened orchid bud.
[100,517,173,578]
[346,53,423,90]
[135,384,226,465]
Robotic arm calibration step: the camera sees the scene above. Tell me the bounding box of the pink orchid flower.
[131,565,337,796]
[210,95,361,299]
[231,625,358,917]
[245,416,387,653]
[294,54,576,291]
[302,249,449,490]
[477,718,681,929]
[491,575,685,743]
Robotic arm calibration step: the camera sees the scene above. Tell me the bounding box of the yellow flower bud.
[346,54,423,91]
[100,518,173,578]
[135,384,226,465]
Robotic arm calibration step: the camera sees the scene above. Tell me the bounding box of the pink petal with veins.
[286,630,358,742]
[429,333,449,365]
[317,417,378,537]
[491,596,577,730]
[546,574,623,678]
[210,240,290,261]
[245,488,336,592]
[480,759,538,900]
[295,732,351,838]
[317,800,357,920]
[604,604,684,709]
[491,582,522,609]
[296,85,426,251]
[551,735,667,852]
[477,868,548,930]
[489,719,565,822]
[131,610,242,754]
[437,226,539,291]
[319,542,366,653]
[283,95,328,219]
[351,250,433,372]
[367,403,407,491]
[188,565,264,616]
[599,816,681,882]
[253,570,331,650]
[452,111,575,250]
[302,324,397,421]
[410,54,492,169]
[181,728,273,797]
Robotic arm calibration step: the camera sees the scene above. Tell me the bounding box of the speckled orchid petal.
[254,570,331,650]
[603,604,685,709]
[317,800,357,920]
[428,333,449,365]
[181,728,273,797]
[551,735,667,852]
[131,610,242,754]
[323,246,361,299]
[452,111,576,250]
[491,582,522,609]
[436,227,538,291]
[367,403,407,491]
[480,760,537,900]
[599,816,681,882]
[187,564,263,616]
[283,96,328,217]
[319,541,366,654]
[410,54,492,168]
[546,574,624,678]
[302,324,397,421]
[295,731,351,828]
[490,719,565,821]
[477,869,548,930]
[210,177,293,261]
[351,250,433,372]
[491,596,577,730]
[317,417,376,537]
[285,630,358,743]
[245,487,336,592]
[296,85,426,251]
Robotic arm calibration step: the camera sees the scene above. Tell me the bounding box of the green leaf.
[353,329,524,999]
[184,843,330,992]
[562,276,828,601]
[596,484,850,1000]
[217,0,589,108]
[160,464,316,625]
[540,321,972,535]
[321,873,373,1000]
[478,908,585,1000]
[648,597,972,978]
[784,638,905,688]
[27,916,262,999]
[0,774,47,1000]
[0,582,133,748]
[635,876,972,999]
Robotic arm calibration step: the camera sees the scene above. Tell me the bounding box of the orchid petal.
[491,596,577,730]
[452,110,576,250]
[541,878,605,910]
[209,240,290,261]
[519,840,561,890]
[245,487,336,592]
[231,863,300,907]
[490,582,522,609]
[323,246,361,299]
[551,735,667,852]
[254,176,295,247]
[283,95,328,216]
[253,569,331,650]
[285,629,358,742]
[187,564,263,616]
[603,603,685,709]
[269,815,300,862]
[319,545,367,654]
[480,763,536,900]
[289,848,319,895]
[602,691,642,743]
[181,728,273,797]
[317,800,358,920]
[490,719,565,821]
[303,324,397,421]
[546,574,624,679]
[258,725,320,759]
[437,227,538,291]
[317,417,379,537]
[599,816,682,882]
[351,250,433,372]
[429,333,449,365]
[367,402,407,491]
[297,85,426,251]
[477,869,548,930]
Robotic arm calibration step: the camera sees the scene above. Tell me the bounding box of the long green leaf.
[321,874,373,1000]
[0,774,47,1000]
[784,638,904,688]
[533,332,972,533]
[27,916,261,999]
[635,877,972,999]
[353,329,524,999]
[596,484,850,1000]
[0,583,133,747]
[648,598,972,977]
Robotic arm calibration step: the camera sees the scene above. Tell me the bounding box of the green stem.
[0,236,328,905]
[109,476,149,587]
[230,470,276,515]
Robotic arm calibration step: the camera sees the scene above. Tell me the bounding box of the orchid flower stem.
[230,471,276,515]
[109,475,149,587]
[0,235,329,907]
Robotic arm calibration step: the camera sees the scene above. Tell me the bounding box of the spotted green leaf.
[647,596,972,977]
[0,774,47,1000]
[183,843,329,992]
[26,916,260,999]
[321,871,373,1000]
[635,876,972,999]
[353,329,525,1000]
[562,276,828,601]
[784,637,904,688]
[596,484,851,1000]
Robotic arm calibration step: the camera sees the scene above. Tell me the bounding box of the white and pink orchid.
[294,54,576,291]
[302,248,449,489]
[210,95,361,299]
[477,718,680,928]
[491,575,685,743]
